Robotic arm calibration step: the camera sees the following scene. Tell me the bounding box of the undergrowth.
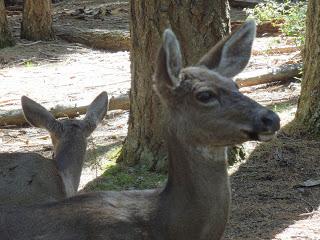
[246,0,307,45]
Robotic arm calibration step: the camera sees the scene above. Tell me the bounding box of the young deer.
[0,92,108,206]
[0,21,279,239]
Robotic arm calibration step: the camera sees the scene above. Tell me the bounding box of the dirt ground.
[1,1,320,239]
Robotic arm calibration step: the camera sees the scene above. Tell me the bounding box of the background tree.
[21,0,54,41]
[120,0,230,170]
[0,0,14,48]
[295,1,320,134]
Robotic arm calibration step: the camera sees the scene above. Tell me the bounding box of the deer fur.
[0,92,108,206]
[0,20,280,239]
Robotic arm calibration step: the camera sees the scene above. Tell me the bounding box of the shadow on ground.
[224,121,320,239]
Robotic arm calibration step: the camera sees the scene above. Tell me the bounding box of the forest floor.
[1,1,320,239]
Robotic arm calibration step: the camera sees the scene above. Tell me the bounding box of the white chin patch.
[258,133,276,142]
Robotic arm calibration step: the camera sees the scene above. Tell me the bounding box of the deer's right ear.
[21,96,62,134]
[153,29,182,98]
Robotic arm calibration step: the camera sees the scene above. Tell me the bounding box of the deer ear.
[153,29,182,98]
[83,91,108,136]
[21,96,62,134]
[198,20,256,78]
[163,29,182,85]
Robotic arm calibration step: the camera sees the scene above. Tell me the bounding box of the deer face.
[154,21,280,146]
[49,120,88,155]
[21,92,109,160]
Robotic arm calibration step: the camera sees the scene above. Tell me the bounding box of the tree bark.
[120,0,230,170]
[0,0,14,48]
[295,1,320,134]
[21,0,54,41]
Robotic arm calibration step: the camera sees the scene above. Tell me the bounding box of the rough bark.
[120,0,230,170]
[21,0,54,41]
[0,0,14,48]
[295,1,320,134]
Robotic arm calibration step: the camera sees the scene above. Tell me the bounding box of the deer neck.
[158,131,231,239]
[164,130,229,197]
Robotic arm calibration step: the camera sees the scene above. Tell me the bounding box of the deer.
[0,92,108,206]
[0,20,280,240]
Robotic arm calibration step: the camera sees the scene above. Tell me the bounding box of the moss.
[84,164,167,192]
[83,145,167,192]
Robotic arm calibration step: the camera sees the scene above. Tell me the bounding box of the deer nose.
[260,110,280,132]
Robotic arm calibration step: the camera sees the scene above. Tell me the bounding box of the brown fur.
[0,21,280,239]
[0,92,108,206]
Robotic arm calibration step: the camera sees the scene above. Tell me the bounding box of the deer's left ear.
[198,20,256,78]
[153,29,182,99]
[83,91,108,136]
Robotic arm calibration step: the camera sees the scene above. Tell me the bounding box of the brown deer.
[0,20,279,239]
[0,92,108,206]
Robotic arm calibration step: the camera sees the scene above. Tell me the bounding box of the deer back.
[0,152,65,206]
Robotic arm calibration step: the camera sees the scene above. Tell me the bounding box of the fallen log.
[54,26,130,51]
[229,0,262,8]
[252,46,300,56]
[0,95,129,127]
[54,20,281,52]
[232,20,283,36]
[235,63,302,88]
[0,64,301,127]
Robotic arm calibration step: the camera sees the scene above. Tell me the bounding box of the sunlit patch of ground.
[0,43,130,115]
[274,207,320,239]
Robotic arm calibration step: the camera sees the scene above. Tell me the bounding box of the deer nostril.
[261,111,280,131]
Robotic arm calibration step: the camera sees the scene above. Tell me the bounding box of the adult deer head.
[154,20,280,147]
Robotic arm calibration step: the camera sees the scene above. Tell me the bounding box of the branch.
[236,63,302,88]
[0,95,129,127]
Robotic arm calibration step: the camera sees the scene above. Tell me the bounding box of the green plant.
[86,138,104,177]
[246,0,307,45]
[24,60,34,68]
[246,1,285,23]
[281,2,307,45]
[83,144,167,192]
[84,164,167,191]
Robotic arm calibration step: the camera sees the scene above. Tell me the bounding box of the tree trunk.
[21,0,54,41]
[120,0,230,170]
[0,0,14,48]
[295,1,320,134]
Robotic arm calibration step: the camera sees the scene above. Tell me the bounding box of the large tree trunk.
[120,0,230,170]
[295,1,320,134]
[0,0,14,48]
[21,0,54,41]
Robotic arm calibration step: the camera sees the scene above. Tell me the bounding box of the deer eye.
[195,91,217,104]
